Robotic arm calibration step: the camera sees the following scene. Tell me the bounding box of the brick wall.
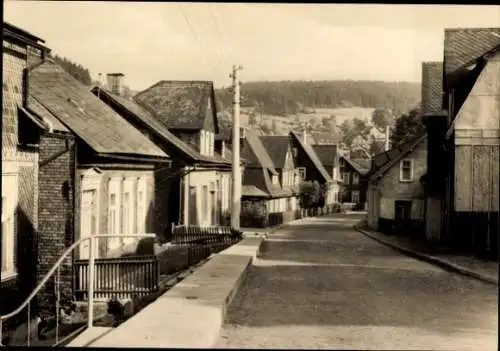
[37,132,76,312]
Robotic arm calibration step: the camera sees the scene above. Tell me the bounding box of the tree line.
[215,80,420,117]
[49,54,93,86]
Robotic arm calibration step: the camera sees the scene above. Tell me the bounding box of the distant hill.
[215,80,420,118]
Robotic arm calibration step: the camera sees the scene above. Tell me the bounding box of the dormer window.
[297,167,306,182]
[272,174,278,185]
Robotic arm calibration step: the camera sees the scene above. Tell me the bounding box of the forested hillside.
[215,80,420,117]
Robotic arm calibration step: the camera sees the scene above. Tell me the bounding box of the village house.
[2,21,54,318]
[28,60,171,264]
[132,80,236,229]
[426,28,500,258]
[420,61,448,244]
[93,76,242,235]
[240,130,292,227]
[311,143,342,203]
[366,135,428,235]
[289,131,336,208]
[260,135,301,211]
[338,156,370,209]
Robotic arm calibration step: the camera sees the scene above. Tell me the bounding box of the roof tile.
[444,28,500,76]
[29,61,168,159]
[134,80,215,131]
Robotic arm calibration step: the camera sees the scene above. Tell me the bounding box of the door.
[80,189,98,259]
[394,200,412,231]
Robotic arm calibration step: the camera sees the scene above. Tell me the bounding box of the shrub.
[240,200,268,228]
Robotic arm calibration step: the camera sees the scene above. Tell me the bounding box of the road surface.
[215,213,498,350]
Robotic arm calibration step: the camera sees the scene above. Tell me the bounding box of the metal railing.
[0,233,155,347]
[73,256,158,300]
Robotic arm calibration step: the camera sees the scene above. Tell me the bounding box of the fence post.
[87,236,95,329]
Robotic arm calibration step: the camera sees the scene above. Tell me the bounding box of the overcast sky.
[4,2,500,90]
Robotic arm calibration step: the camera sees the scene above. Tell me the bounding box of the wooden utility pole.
[230,65,243,230]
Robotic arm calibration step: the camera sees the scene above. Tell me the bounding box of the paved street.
[215,214,498,350]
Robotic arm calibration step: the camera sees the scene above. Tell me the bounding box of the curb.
[354,225,498,286]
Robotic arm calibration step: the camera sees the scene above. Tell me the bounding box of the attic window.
[400,159,414,182]
[293,147,298,157]
[297,167,306,182]
[272,175,278,185]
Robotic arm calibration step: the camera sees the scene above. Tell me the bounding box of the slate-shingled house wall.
[438,28,500,258]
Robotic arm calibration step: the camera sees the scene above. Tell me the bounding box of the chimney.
[385,125,390,151]
[106,73,125,96]
[302,129,308,145]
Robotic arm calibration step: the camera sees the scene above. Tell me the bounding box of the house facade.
[239,130,296,227]
[28,61,170,264]
[367,136,427,235]
[1,22,56,317]
[429,28,500,258]
[289,131,336,207]
[312,144,342,204]
[260,135,301,212]
[339,156,370,208]
[133,80,237,229]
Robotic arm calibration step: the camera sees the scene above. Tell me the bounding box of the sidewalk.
[354,222,498,286]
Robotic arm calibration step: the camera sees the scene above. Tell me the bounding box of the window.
[352,173,359,185]
[202,185,209,221]
[352,190,360,203]
[108,178,121,235]
[272,174,278,185]
[293,148,298,158]
[122,192,130,234]
[343,172,350,184]
[108,193,118,234]
[2,173,17,281]
[200,130,206,155]
[136,178,147,233]
[297,167,306,181]
[400,159,414,181]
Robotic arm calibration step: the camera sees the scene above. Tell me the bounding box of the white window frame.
[352,173,360,185]
[80,168,102,259]
[399,159,414,182]
[297,167,306,182]
[2,172,18,281]
[202,185,209,222]
[136,177,147,233]
[200,130,206,155]
[352,190,360,203]
[343,172,350,185]
[108,178,121,235]
[123,178,135,235]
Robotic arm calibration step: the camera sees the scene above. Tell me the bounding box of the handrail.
[0,233,155,345]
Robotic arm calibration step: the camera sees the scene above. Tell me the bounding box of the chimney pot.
[107,73,125,96]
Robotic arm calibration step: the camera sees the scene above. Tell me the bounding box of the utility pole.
[230,65,243,230]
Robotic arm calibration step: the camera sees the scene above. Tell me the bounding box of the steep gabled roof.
[290,131,332,183]
[134,80,218,132]
[421,62,446,116]
[444,28,500,77]
[342,157,371,176]
[260,135,291,169]
[242,129,277,170]
[92,87,230,166]
[29,61,169,161]
[312,144,338,167]
[369,135,427,181]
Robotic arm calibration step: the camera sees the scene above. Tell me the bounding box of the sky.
[4,2,500,90]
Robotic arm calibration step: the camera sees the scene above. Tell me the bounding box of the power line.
[209,4,230,68]
[177,3,223,79]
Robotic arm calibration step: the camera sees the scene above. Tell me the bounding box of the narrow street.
[215,213,498,350]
